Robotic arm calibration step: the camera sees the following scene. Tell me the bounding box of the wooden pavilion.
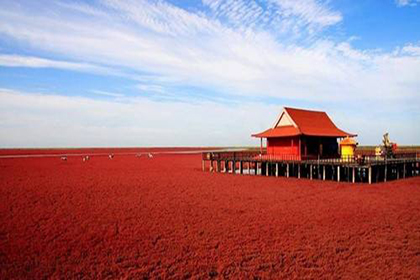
[252,107,356,160]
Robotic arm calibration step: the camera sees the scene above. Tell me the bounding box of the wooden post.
[397,164,400,180]
[286,163,289,178]
[266,162,269,176]
[239,161,243,174]
[298,164,301,179]
[210,160,214,172]
[276,163,279,177]
[403,163,406,179]
[337,166,340,182]
[352,167,355,183]
[384,164,387,182]
[216,160,220,172]
[247,162,251,175]
[232,161,236,174]
[310,164,313,180]
[368,166,372,184]
[322,165,326,181]
[224,161,227,173]
[202,160,205,172]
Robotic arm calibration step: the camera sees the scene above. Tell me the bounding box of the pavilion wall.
[267,136,300,158]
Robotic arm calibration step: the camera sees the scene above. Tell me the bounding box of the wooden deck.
[201,151,420,184]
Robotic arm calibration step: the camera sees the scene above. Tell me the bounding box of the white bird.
[83,156,90,162]
[135,153,142,158]
[148,153,153,158]
[61,156,67,161]
[109,154,114,159]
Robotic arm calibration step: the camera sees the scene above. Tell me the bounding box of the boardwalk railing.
[202,150,420,184]
[203,151,419,165]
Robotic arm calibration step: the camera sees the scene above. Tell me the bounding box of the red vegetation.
[1,150,420,279]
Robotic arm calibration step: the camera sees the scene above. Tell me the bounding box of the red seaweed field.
[1,149,420,279]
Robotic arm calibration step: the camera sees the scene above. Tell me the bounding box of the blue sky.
[0,0,419,147]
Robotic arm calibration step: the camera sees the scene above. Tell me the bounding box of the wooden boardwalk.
[202,151,420,184]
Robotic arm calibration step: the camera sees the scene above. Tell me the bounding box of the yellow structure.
[340,137,357,160]
[375,147,382,158]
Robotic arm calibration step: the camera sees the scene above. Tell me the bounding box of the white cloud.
[401,44,420,55]
[0,54,107,72]
[91,90,125,98]
[271,0,342,28]
[395,0,420,7]
[202,0,341,32]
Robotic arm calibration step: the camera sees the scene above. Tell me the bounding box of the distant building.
[252,107,356,160]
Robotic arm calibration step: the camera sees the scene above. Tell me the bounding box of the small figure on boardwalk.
[382,133,397,159]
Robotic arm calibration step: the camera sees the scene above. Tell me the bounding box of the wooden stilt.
[352,167,355,183]
[323,165,326,181]
[337,166,340,182]
[384,164,387,182]
[310,164,313,180]
[397,164,400,180]
[298,164,301,179]
[403,163,406,179]
[216,160,220,172]
[368,166,372,184]
[286,163,289,178]
[266,162,269,176]
[202,160,205,172]
[232,161,236,174]
[239,161,243,174]
[210,160,214,172]
[276,163,279,177]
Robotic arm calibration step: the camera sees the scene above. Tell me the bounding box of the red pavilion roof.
[252,107,356,138]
